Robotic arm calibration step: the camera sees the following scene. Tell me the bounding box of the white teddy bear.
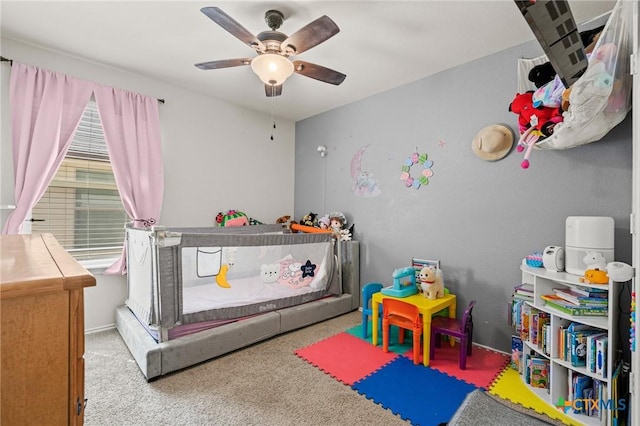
[418,266,445,300]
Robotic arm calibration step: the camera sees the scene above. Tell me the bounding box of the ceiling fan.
[195,7,347,97]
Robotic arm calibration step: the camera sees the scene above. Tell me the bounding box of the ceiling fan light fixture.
[251,53,294,85]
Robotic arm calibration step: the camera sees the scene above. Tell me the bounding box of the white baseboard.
[85,324,116,334]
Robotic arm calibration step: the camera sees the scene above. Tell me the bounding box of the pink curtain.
[2,62,94,234]
[94,85,164,274]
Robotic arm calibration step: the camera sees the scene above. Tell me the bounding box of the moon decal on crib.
[215,264,231,288]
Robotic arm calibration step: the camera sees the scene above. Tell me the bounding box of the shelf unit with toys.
[516,262,622,426]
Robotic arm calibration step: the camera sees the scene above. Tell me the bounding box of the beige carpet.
[84,311,559,425]
[84,311,409,425]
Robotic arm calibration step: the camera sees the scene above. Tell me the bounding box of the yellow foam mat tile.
[488,367,581,426]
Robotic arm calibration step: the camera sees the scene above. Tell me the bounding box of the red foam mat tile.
[294,332,397,385]
[425,343,510,389]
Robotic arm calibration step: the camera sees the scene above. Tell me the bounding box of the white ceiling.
[0,1,616,121]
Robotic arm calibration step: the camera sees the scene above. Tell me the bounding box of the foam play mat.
[488,367,578,425]
[427,343,510,389]
[296,326,571,425]
[345,323,415,354]
[346,323,509,389]
[294,331,397,385]
[353,356,477,425]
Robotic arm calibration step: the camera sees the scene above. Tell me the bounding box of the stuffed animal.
[299,212,318,227]
[216,210,249,227]
[515,127,543,169]
[583,251,607,270]
[318,215,330,229]
[418,266,445,300]
[532,75,565,109]
[528,62,557,89]
[580,268,609,285]
[276,215,298,231]
[328,211,354,241]
[509,92,563,136]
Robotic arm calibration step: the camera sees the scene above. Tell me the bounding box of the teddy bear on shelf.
[418,265,445,300]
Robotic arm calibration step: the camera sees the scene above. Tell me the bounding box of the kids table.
[371,292,457,366]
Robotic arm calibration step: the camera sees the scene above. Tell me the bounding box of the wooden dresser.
[1,234,96,425]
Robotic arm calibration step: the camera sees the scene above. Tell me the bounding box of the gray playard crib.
[116,224,360,380]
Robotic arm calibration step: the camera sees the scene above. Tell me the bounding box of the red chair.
[429,300,476,369]
[382,298,423,365]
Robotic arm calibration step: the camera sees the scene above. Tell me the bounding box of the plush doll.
[418,266,445,300]
[216,210,249,227]
[532,75,565,109]
[579,269,609,284]
[299,212,318,227]
[318,216,330,229]
[528,62,557,88]
[515,127,542,169]
[327,211,354,241]
[509,91,563,137]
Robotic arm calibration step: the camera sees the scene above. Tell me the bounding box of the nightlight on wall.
[317,145,327,157]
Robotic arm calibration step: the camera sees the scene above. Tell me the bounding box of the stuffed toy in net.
[515,0,632,157]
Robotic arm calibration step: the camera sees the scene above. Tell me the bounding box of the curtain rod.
[1,56,165,104]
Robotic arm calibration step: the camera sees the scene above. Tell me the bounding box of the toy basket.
[525,252,544,268]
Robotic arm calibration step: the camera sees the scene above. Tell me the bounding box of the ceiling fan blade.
[265,84,283,97]
[201,7,265,51]
[281,16,339,55]
[293,61,346,85]
[195,59,252,70]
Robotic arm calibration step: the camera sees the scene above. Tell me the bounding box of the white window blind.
[31,100,129,261]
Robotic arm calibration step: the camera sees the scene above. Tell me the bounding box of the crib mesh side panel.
[125,229,156,325]
[157,246,179,328]
[175,232,337,325]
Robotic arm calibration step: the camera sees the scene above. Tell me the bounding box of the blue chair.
[361,282,383,339]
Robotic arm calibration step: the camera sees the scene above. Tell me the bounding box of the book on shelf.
[531,312,549,347]
[530,312,539,345]
[572,374,593,414]
[511,335,523,372]
[563,283,608,298]
[541,294,608,316]
[595,336,608,378]
[553,287,609,306]
[570,329,602,367]
[512,292,534,302]
[514,283,534,296]
[586,332,607,373]
[520,304,532,341]
[529,357,550,389]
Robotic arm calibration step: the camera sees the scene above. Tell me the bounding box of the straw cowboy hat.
[471,124,514,161]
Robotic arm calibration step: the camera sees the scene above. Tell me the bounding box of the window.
[31,100,129,262]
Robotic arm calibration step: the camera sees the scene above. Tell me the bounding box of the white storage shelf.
[519,263,619,426]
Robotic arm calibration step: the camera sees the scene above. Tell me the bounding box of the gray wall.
[294,40,633,353]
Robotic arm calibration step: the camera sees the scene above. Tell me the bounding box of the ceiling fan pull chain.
[270,85,276,141]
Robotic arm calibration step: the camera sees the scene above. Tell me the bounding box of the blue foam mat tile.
[352,356,478,426]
